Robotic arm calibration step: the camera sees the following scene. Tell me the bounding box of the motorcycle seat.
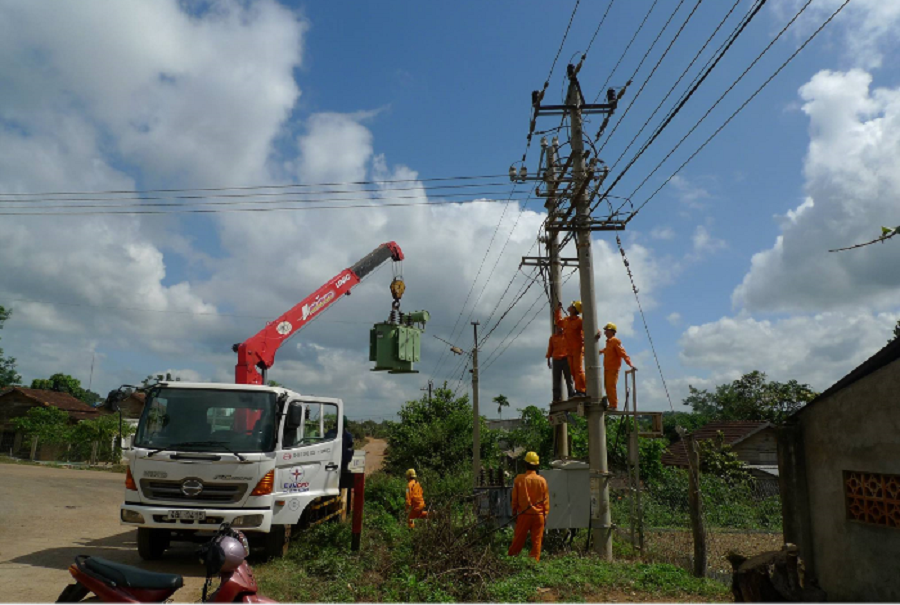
[82,557,184,590]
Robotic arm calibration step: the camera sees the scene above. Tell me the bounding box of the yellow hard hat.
[604,322,617,332]
[524,451,540,465]
[405,468,417,480]
[571,301,582,314]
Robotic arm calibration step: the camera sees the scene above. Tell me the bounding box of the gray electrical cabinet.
[474,461,590,530]
[544,462,590,530]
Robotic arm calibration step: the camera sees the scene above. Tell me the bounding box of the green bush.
[384,384,500,477]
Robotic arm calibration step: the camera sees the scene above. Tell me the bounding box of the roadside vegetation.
[255,379,806,602]
[256,479,730,603]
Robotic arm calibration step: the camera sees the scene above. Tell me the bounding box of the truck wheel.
[262,524,290,559]
[137,528,170,560]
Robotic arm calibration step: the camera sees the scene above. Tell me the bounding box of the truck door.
[278,399,343,498]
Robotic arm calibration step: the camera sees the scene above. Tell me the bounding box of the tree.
[30,373,100,405]
[384,383,499,476]
[890,320,900,344]
[493,394,509,418]
[683,371,818,424]
[0,306,21,388]
[12,406,72,447]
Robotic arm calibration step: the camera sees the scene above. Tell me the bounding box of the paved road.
[0,463,206,603]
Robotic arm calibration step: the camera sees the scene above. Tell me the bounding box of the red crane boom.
[234,242,404,385]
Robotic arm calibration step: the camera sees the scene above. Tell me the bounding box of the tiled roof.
[661,420,773,467]
[0,386,106,421]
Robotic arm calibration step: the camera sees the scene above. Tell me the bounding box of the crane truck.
[117,243,407,560]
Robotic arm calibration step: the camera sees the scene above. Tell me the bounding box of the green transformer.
[370,310,430,373]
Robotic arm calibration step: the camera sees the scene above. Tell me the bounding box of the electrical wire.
[606,0,743,175]
[594,0,661,101]
[596,0,697,153]
[0,181,515,205]
[623,0,842,221]
[600,0,774,216]
[576,0,617,69]
[426,183,522,381]
[0,198,514,217]
[0,174,510,198]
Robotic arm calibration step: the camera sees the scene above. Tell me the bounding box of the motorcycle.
[56,524,276,603]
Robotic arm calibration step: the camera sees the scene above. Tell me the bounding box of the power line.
[628,0,852,223]
[0,296,453,327]
[0,198,514,217]
[596,0,697,153]
[0,189,519,211]
[577,0,617,69]
[0,174,510,198]
[606,0,743,175]
[480,268,577,371]
[594,0,661,100]
[610,222,675,413]
[426,183,522,380]
[600,0,773,216]
[0,181,514,205]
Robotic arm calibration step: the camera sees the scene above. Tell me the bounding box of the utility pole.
[567,63,612,560]
[471,322,480,488]
[543,136,568,458]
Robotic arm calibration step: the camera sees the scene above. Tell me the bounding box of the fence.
[612,466,783,582]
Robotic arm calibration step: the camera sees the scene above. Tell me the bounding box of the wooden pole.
[687,434,707,577]
[30,436,39,461]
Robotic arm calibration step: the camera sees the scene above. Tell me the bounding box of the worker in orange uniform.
[596,322,635,410]
[546,325,575,402]
[555,301,586,395]
[405,468,428,528]
[508,451,550,562]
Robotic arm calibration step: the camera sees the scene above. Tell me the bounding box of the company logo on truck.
[301,291,335,321]
[181,479,203,497]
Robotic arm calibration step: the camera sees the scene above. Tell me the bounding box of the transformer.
[370,310,429,373]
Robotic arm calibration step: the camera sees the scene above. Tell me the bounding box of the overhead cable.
[626,0,852,222]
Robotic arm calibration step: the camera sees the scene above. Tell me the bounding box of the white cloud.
[775,0,900,70]
[667,312,682,327]
[669,175,711,208]
[733,70,900,314]
[692,225,726,255]
[679,312,898,391]
[650,226,676,241]
[0,2,673,418]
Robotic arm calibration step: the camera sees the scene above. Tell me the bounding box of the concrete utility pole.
[543,136,568,458]
[471,321,481,488]
[567,64,612,560]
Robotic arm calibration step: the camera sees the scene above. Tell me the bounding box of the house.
[0,387,105,459]
[99,392,146,449]
[779,338,900,602]
[485,418,522,431]
[662,420,778,466]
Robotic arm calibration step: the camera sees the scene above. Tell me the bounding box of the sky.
[1,0,899,420]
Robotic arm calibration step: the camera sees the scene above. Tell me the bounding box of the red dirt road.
[362,437,387,474]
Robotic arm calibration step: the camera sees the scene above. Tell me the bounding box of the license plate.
[166,510,206,521]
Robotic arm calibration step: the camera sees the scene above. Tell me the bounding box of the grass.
[0,454,127,473]
[254,487,731,603]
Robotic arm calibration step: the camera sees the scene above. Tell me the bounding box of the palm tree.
[493,394,510,419]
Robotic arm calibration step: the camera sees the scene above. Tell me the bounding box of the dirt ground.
[0,443,387,603]
[0,463,207,603]
[362,437,387,474]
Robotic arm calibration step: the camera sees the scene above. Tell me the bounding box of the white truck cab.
[120,382,349,559]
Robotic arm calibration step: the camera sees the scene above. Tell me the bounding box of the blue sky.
[1,0,898,419]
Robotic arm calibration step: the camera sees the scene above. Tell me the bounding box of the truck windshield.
[134,388,278,453]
